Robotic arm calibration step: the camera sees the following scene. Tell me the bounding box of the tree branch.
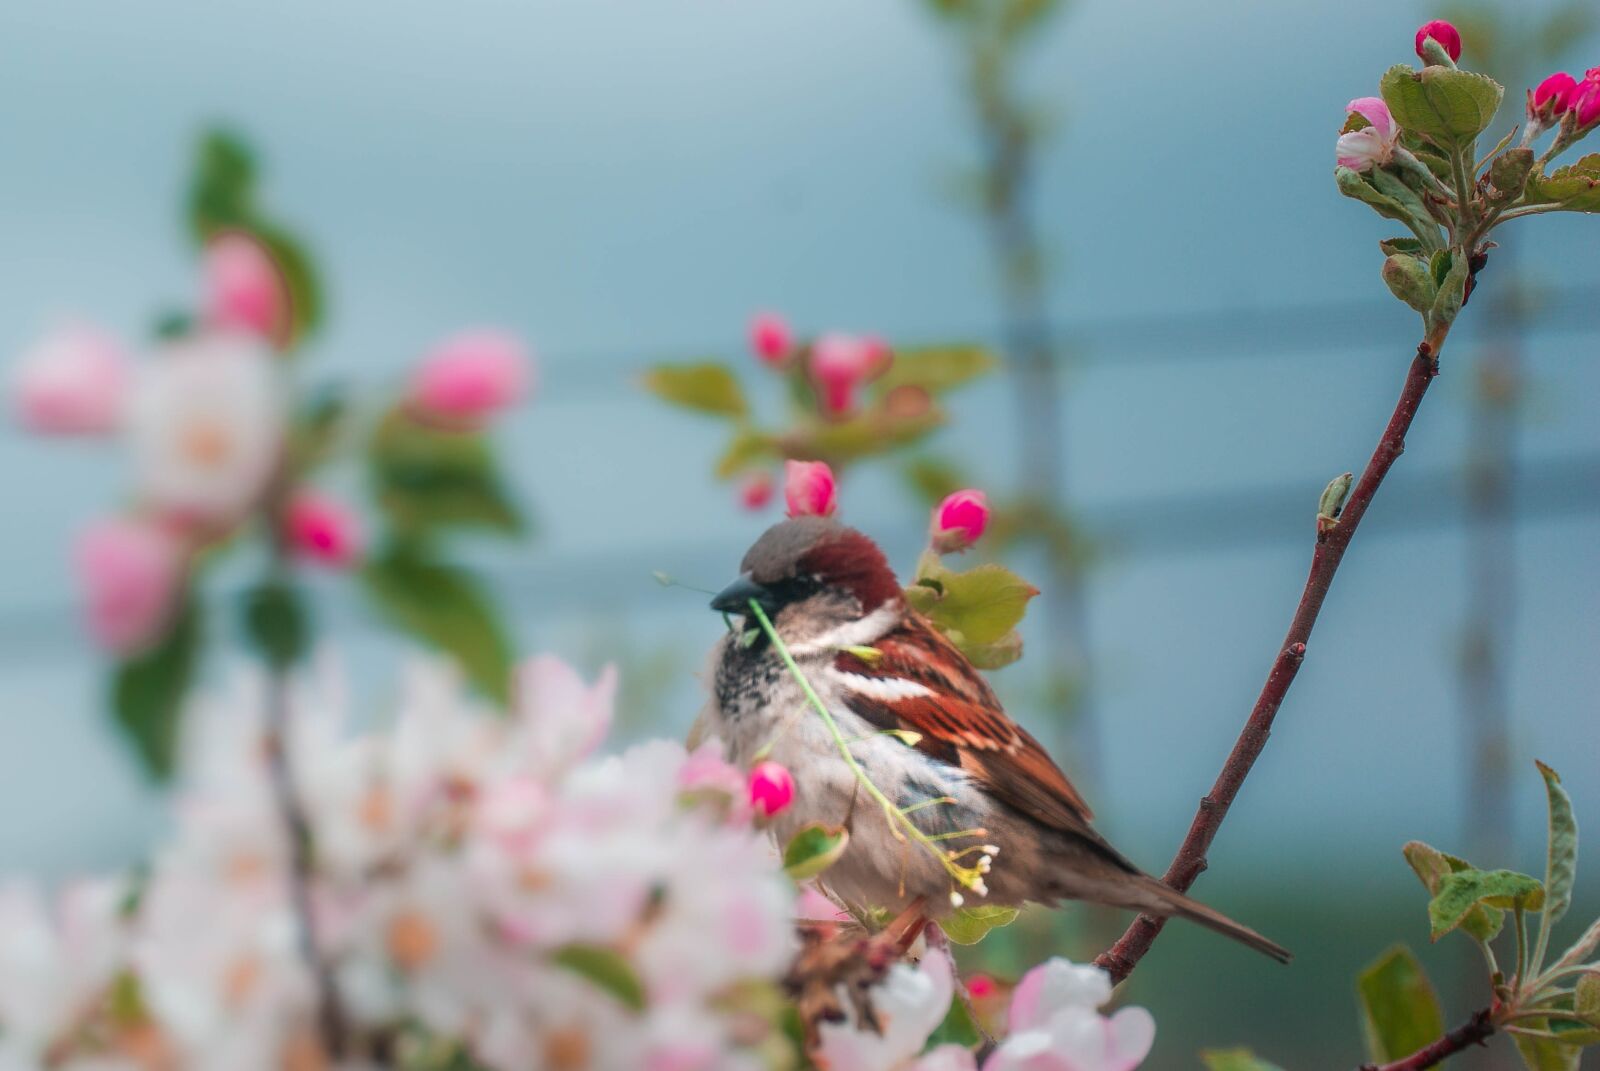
[1094,333,1447,984]
[1357,1008,1495,1071]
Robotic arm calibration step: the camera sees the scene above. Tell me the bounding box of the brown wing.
[834,612,1123,860]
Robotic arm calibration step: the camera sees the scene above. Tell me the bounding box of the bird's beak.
[710,572,773,615]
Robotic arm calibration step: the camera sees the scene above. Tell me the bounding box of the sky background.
[0,0,1595,1063]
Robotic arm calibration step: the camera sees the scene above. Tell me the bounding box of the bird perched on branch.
[695,516,1289,964]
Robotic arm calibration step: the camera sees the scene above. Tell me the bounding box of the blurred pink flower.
[512,654,616,776]
[989,959,1154,1071]
[411,330,532,422]
[810,333,880,416]
[739,471,774,512]
[285,489,363,568]
[749,312,793,366]
[817,953,954,1071]
[10,324,129,435]
[202,232,290,347]
[931,489,990,554]
[746,761,794,817]
[74,516,184,655]
[1414,19,1461,63]
[784,460,837,518]
[1336,97,1400,172]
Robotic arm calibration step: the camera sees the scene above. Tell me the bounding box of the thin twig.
[1356,1008,1495,1071]
[261,507,348,1058]
[1095,325,1453,984]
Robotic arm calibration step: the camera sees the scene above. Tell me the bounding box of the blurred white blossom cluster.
[0,655,796,1071]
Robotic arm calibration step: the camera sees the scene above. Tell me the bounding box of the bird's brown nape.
[797,528,901,612]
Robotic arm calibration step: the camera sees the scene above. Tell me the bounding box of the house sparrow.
[696,516,1289,964]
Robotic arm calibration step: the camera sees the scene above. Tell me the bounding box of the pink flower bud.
[1576,75,1600,129]
[966,973,998,1000]
[930,489,990,554]
[1414,20,1461,63]
[74,516,184,655]
[285,489,363,568]
[202,232,291,347]
[784,460,837,518]
[410,330,533,422]
[809,333,878,417]
[1532,72,1579,118]
[746,761,795,817]
[10,325,129,435]
[749,312,793,366]
[739,472,774,512]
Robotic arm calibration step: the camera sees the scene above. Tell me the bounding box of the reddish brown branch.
[1095,339,1444,984]
[1357,1008,1495,1071]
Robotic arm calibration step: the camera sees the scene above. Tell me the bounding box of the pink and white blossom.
[784,459,837,518]
[201,232,291,347]
[10,324,130,435]
[128,332,286,527]
[410,330,532,422]
[74,515,185,655]
[1336,97,1400,172]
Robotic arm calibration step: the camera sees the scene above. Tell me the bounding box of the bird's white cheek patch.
[837,673,934,702]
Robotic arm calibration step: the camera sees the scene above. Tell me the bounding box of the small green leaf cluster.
[906,551,1038,670]
[1364,762,1599,1069]
[642,332,994,501]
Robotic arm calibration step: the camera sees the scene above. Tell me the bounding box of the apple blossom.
[10,324,129,435]
[749,311,793,366]
[810,332,880,416]
[128,332,286,526]
[410,329,532,422]
[784,459,837,518]
[74,515,184,655]
[285,488,362,567]
[739,471,774,511]
[815,952,955,1071]
[1336,97,1400,172]
[202,231,291,347]
[988,958,1154,1071]
[931,488,991,554]
[1414,19,1461,64]
[746,760,795,817]
[1576,72,1600,129]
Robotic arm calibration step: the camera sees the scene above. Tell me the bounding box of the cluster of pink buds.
[746,312,892,418]
[1529,67,1600,131]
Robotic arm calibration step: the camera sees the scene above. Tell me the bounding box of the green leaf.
[187,128,257,240]
[905,561,1038,647]
[290,388,348,472]
[1382,255,1436,314]
[640,363,747,417]
[249,220,325,344]
[1357,945,1446,1062]
[1536,761,1577,929]
[1577,974,1600,1027]
[242,582,308,669]
[1379,63,1504,148]
[782,824,849,881]
[1488,147,1535,201]
[551,944,646,1012]
[1379,237,1426,256]
[1523,155,1600,213]
[1200,1049,1287,1071]
[1429,868,1543,941]
[713,428,776,479]
[796,403,946,469]
[871,345,996,396]
[1513,1022,1583,1071]
[961,630,1025,670]
[369,410,525,537]
[361,546,513,704]
[1337,167,1421,225]
[111,597,202,781]
[1402,841,1504,942]
[1429,248,1470,332]
[940,904,1020,945]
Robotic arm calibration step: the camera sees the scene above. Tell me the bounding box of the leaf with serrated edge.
[1536,762,1577,928]
[1429,869,1543,941]
[1379,64,1504,148]
[1523,154,1600,212]
[940,905,1019,945]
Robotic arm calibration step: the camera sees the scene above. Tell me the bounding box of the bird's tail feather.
[1116,874,1292,964]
